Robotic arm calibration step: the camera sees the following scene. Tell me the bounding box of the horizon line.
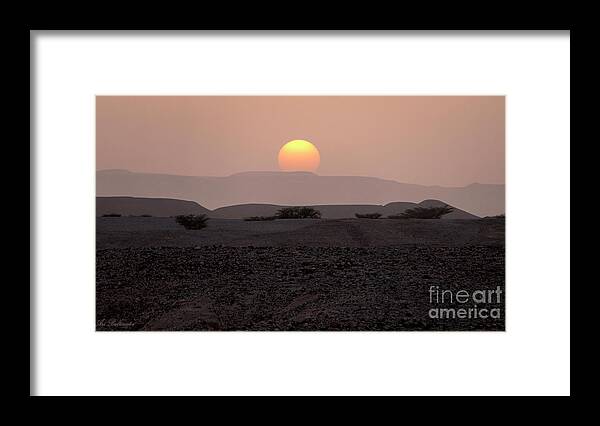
[96,169,505,188]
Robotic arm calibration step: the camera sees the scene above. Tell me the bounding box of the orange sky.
[96,96,504,186]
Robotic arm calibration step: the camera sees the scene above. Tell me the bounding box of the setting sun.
[278,139,320,172]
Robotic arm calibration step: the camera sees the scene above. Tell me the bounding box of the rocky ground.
[97,217,505,248]
[96,218,505,331]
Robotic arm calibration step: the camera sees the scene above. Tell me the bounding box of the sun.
[278,139,320,172]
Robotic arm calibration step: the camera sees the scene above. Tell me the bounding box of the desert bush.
[244,216,277,221]
[276,206,322,219]
[175,214,209,230]
[101,213,121,217]
[388,206,454,219]
[355,212,382,219]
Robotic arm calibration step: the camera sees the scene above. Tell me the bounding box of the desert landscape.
[96,197,505,331]
[96,96,505,332]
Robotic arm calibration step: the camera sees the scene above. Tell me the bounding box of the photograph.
[33,30,570,396]
[96,96,505,331]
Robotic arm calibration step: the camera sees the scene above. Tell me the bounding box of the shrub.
[175,214,209,230]
[355,212,382,219]
[101,213,121,217]
[389,206,454,219]
[244,216,277,221]
[276,206,321,219]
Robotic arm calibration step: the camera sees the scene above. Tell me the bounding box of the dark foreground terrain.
[97,218,505,331]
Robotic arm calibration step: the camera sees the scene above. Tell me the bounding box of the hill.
[96,196,210,217]
[97,170,504,217]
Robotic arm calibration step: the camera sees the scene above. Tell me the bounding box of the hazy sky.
[97,96,504,186]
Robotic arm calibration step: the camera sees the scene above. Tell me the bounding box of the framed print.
[31,30,570,396]
[95,95,505,332]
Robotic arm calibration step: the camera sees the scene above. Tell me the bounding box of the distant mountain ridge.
[97,196,478,219]
[96,170,504,217]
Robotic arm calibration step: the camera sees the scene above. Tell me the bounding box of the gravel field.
[96,218,505,331]
[97,217,504,248]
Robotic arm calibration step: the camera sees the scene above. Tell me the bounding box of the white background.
[32,31,570,396]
